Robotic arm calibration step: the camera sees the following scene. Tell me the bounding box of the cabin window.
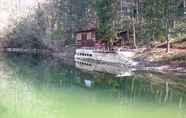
[91,32,95,39]
[82,33,87,40]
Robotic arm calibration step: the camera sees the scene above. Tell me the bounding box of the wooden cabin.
[114,31,134,48]
[76,29,105,48]
[76,29,96,48]
[75,29,134,49]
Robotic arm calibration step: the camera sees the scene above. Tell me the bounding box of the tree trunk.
[173,20,176,29]
[166,31,170,53]
[152,31,155,41]
[132,18,137,49]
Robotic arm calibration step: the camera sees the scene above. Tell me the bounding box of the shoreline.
[134,63,186,74]
[134,48,186,74]
[1,47,186,74]
[74,57,186,74]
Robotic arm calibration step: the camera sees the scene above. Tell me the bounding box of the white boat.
[75,48,138,66]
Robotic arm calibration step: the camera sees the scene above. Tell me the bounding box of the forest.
[0,0,186,53]
[0,1,186,118]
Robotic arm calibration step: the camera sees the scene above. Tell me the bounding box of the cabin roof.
[75,28,96,33]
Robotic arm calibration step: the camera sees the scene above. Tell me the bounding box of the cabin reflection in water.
[75,59,134,77]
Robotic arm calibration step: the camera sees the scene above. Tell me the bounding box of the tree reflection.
[5,54,186,106]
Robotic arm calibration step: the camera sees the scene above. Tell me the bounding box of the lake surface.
[0,53,186,118]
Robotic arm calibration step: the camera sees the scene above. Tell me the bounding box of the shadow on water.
[4,53,186,105]
[0,53,185,118]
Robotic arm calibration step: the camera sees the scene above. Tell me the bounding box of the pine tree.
[96,0,117,49]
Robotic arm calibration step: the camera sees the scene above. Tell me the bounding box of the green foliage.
[143,0,184,41]
[143,0,167,40]
[5,0,186,49]
[54,0,93,43]
[51,27,64,40]
[96,0,117,47]
[96,24,117,45]
[176,3,184,17]
[5,7,48,49]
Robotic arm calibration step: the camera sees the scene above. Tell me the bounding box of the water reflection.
[84,80,93,88]
[0,53,185,118]
[75,59,134,77]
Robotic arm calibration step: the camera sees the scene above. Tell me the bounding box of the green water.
[0,54,185,118]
